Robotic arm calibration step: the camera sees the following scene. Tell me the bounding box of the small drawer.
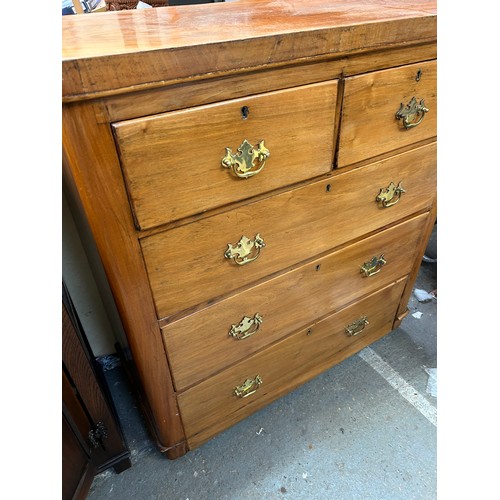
[141,142,436,319]
[112,81,338,230]
[177,278,407,449]
[338,60,436,167]
[163,212,429,391]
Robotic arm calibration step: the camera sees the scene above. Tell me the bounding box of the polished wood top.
[62,0,436,100]
[63,0,436,59]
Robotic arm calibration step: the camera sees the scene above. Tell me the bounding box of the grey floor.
[88,248,437,500]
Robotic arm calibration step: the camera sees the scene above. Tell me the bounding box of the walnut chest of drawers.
[62,0,437,459]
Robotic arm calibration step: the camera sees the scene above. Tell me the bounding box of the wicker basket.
[105,0,139,10]
[105,0,168,8]
[143,1,168,6]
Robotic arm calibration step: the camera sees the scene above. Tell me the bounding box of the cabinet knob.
[222,139,270,178]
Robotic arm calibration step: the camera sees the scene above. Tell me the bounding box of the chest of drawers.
[62,0,437,459]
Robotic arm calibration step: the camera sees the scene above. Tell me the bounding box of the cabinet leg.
[113,457,132,474]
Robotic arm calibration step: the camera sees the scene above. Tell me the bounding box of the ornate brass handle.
[360,255,387,277]
[395,97,429,129]
[345,316,369,337]
[234,375,263,398]
[224,234,265,265]
[88,422,108,449]
[376,181,405,208]
[229,313,263,340]
[222,139,270,179]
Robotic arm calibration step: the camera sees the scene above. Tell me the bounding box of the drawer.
[142,142,436,319]
[163,212,429,390]
[112,81,338,230]
[338,60,436,167]
[177,278,407,449]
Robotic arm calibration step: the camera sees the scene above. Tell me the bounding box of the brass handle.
[360,255,387,277]
[345,316,369,337]
[376,181,405,208]
[234,375,263,398]
[222,139,270,179]
[224,234,265,265]
[395,97,429,129]
[229,313,263,340]
[88,422,108,449]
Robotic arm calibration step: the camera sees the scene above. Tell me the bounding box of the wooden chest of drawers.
[62,0,437,459]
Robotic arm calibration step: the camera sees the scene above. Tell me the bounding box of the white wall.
[62,190,124,357]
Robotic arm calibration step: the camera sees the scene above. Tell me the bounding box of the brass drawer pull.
[88,421,108,449]
[396,96,429,129]
[234,375,263,398]
[225,233,265,265]
[376,181,405,208]
[360,255,387,277]
[229,313,263,340]
[345,316,369,337]
[222,139,270,179]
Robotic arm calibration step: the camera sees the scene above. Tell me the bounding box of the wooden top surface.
[62,0,436,100]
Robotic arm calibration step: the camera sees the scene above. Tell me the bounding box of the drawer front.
[142,142,436,319]
[338,60,436,167]
[177,278,407,449]
[164,212,429,391]
[112,81,338,230]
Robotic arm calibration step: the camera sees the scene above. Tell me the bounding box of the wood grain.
[62,0,436,99]
[62,301,126,464]
[164,213,429,391]
[113,81,338,229]
[394,198,437,327]
[338,60,437,167]
[141,142,436,319]
[178,278,407,449]
[62,414,95,500]
[62,101,186,454]
[104,43,436,122]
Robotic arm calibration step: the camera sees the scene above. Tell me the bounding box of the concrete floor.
[88,253,437,499]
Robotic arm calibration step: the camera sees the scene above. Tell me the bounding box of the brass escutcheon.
[229,313,263,340]
[376,181,405,208]
[395,96,429,129]
[224,234,265,265]
[345,316,369,337]
[234,375,263,398]
[360,255,387,277]
[222,139,270,179]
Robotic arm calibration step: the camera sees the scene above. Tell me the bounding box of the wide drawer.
[177,278,407,449]
[163,212,429,391]
[142,142,436,319]
[112,81,338,230]
[338,60,436,167]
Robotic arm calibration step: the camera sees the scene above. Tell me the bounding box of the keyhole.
[416,69,422,82]
[241,106,249,119]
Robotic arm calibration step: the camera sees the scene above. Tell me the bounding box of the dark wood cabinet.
[62,283,131,499]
